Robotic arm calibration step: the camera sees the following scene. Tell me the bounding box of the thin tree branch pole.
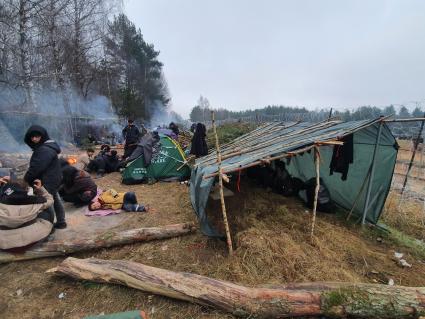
[0,223,196,264]
[361,121,383,225]
[384,117,425,123]
[211,111,233,255]
[310,146,320,240]
[50,257,425,319]
[401,112,425,195]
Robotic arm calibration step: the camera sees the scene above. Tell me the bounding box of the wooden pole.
[211,111,233,255]
[50,257,425,319]
[310,146,320,241]
[0,223,196,264]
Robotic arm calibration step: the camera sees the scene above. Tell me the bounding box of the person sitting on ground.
[86,145,119,177]
[0,174,54,250]
[24,125,66,229]
[75,148,95,171]
[59,165,97,206]
[88,189,149,213]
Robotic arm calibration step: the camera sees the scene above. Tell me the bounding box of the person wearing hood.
[190,123,208,158]
[122,119,141,160]
[59,165,97,205]
[24,125,67,229]
[0,172,54,250]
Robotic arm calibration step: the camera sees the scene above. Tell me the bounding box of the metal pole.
[361,121,383,225]
[401,112,425,194]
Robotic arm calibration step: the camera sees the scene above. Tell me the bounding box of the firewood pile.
[177,130,192,150]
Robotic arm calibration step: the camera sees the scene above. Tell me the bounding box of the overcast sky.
[124,0,425,118]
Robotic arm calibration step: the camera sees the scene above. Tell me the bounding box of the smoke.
[147,99,187,130]
[0,84,122,151]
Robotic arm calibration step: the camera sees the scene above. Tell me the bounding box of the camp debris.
[190,118,398,237]
[122,134,190,184]
[0,223,196,264]
[50,257,425,319]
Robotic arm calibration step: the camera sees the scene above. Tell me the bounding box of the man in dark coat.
[190,123,208,158]
[122,119,141,159]
[24,125,67,229]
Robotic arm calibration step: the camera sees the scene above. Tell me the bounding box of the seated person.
[88,189,149,212]
[75,148,95,171]
[60,165,97,205]
[87,146,119,177]
[0,174,54,250]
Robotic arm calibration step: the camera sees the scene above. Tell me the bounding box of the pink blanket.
[84,188,123,217]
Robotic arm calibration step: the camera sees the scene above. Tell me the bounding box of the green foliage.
[102,14,170,121]
[206,122,256,147]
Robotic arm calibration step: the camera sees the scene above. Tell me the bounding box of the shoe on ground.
[54,221,67,229]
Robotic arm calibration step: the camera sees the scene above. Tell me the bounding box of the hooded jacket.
[24,125,62,194]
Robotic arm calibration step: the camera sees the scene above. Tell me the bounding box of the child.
[88,189,149,212]
[24,125,67,229]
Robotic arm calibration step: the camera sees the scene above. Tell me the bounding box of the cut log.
[50,257,425,318]
[0,223,195,264]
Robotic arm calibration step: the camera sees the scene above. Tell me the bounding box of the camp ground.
[2,117,425,318]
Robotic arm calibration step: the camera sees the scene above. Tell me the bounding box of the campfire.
[67,155,78,165]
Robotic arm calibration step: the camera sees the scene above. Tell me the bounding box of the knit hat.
[0,182,47,205]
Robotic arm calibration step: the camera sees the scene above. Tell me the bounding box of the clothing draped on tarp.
[127,133,161,167]
[329,134,354,180]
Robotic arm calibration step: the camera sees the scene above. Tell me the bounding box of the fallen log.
[0,223,195,264]
[49,257,425,318]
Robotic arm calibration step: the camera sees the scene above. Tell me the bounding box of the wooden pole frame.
[310,146,320,241]
[211,111,233,255]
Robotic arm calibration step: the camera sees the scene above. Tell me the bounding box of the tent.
[122,134,190,184]
[190,118,398,237]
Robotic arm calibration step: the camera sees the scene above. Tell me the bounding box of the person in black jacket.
[122,119,141,159]
[60,165,97,205]
[190,123,208,158]
[24,125,67,229]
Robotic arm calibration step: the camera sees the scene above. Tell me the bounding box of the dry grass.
[2,174,425,318]
[382,191,425,241]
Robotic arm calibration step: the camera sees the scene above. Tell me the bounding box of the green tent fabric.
[190,119,398,237]
[122,134,190,184]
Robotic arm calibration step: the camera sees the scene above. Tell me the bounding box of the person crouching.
[88,189,149,213]
[60,166,97,206]
[0,176,54,250]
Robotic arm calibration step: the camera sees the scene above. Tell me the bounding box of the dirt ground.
[1,171,425,319]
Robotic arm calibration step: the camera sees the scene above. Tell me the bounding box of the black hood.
[24,125,50,149]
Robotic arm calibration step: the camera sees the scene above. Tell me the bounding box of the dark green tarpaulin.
[122,134,190,184]
[190,119,398,237]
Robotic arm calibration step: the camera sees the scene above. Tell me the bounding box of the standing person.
[24,125,67,229]
[190,123,208,158]
[122,119,140,160]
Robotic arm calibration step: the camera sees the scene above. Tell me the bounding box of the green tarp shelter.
[122,134,190,184]
[190,118,398,237]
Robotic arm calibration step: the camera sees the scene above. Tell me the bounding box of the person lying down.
[88,189,149,213]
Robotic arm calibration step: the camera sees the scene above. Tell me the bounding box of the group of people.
[0,124,150,250]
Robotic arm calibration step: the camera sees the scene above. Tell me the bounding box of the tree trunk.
[0,223,195,264]
[50,257,425,318]
[18,0,37,112]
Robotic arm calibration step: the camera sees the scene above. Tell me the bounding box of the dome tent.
[122,134,190,184]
